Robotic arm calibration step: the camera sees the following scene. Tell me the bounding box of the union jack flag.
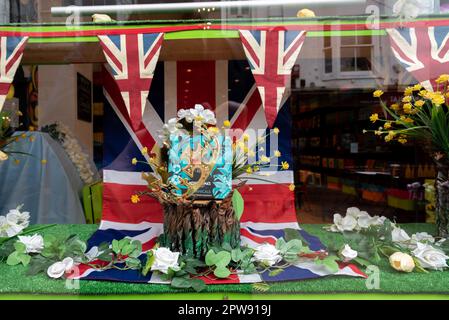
[387,26,449,91]
[0,36,28,111]
[73,60,365,284]
[98,33,164,131]
[239,30,306,128]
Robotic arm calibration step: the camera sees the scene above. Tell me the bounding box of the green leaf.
[214,266,231,278]
[252,282,270,292]
[19,253,31,266]
[231,248,244,262]
[205,250,217,266]
[171,276,193,289]
[284,228,310,247]
[13,241,26,254]
[125,257,141,269]
[232,189,244,220]
[321,255,340,273]
[284,239,303,255]
[142,251,155,276]
[275,238,287,251]
[6,251,21,266]
[112,239,120,253]
[191,278,206,292]
[268,268,284,277]
[214,251,231,267]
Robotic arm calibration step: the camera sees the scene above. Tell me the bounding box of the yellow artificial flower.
[385,131,396,142]
[243,133,250,141]
[21,133,27,139]
[436,74,449,83]
[273,127,280,135]
[390,103,400,111]
[414,100,425,107]
[141,147,148,155]
[370,113,379,123]
[261,155,270,163]
[431,93,445,106]
[131,194,140,204]
[384,122,392,129]
[404,87,414,96]
[237,141,245,149]
[274,150,281,157]
[246,167,253,174]
[399,116,414,124]
[132,158,138,165]
[257,136,266,144]
[373,90,384,98]
[281,161,289,170]
[398,137,408,144]
[403,103,413,114]
[412,84,422,91]
[243,146,249,153]
[253,166,260,172]
[14,159,20,165]
[208,127,219,134]
[223,120,231,128]
[288,184,295,192]
[41,159,47,165]
[374,130,382,136]
[419,90,428,97]
[402,96,412,103]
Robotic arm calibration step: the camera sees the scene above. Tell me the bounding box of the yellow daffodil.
[431,93,445,106]
[261,155,270,163]
[41,159,47,165]
[385,131,396,142]
[398,137,408,144]
[402,96,412,103]
[414,100,425,107]
[273,127,280,135]
[131,194,140,204]
[404,87,414,96]
[384,122,392,129]
[399,116,414,124]
[289,184,295,191]
[132,158,138,165]
[253,166,260,172]
[243,133,250,141]
[141,147,148,155]
[403,103,413,114]
[243,146,249,153]
[274,150,281,157]
[373,90,384,98]
[375,130,382,136]
[390,103,400,111]
[246,167,253,174]
[223,120,231,128]
[419,90,428,97]
[412,84,422,91]
[436,74,449,83]
[370,113,379,123]
[281,161,289,170]
[21,133,27,139]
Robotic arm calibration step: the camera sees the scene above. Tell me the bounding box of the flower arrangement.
[367,77,449,237]
[132,104,292,257]
[325,207,449,272]
[0,111,29,162]
[42,122,96,184]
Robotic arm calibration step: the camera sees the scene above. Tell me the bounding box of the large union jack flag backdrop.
[387,26,449,91]
[239,30,306,128]
[74,58,365,283]
[0,36,28,111]
[98,33,164,131]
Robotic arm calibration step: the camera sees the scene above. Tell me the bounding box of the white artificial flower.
[0,215,24,238]
[150,247,180,274]
[412,243,449,270]
[393,0,432,21]
[189,104,217,126]
[346,207,361,218]
[392,227,411,243]
[411,232,435,245]
[47,257,74,279]
[332,213,357,232]
[339,244,358,262]
[6,208,30,228]
[389,252,415,272]
[0,150,8,161]
[17,234,44,253]
[253,243,282,266]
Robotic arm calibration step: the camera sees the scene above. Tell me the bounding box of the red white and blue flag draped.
[387,26,449,91]
[75,60,364,283]
[0,36,28,111]
[238,29,306,128]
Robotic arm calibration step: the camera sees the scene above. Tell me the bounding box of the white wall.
[38,64,94,157]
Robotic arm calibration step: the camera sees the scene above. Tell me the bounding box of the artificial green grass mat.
[1,223,449,296]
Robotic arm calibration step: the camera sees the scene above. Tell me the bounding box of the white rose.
[346,207,361,218]
[389,252,415,272]
[333,213,357,232]
[339,244,358,262]
[47,257,74,279]
[6,209,30,228]
[411,232,435,244]
[392,227,411,243]
[0,216,24,238]
[0,150,8,161]
[253,243,282,266]
[355,212,373,229]
[18,234,44,253]
[412,243,449,270]
[151,247,180,274]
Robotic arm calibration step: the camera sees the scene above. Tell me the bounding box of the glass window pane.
[324,48,332,73]
[356,47,372,71]
[340,47,355,72]
[341,36,356,46]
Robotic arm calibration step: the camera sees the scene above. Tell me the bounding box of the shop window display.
[0,0,449,301]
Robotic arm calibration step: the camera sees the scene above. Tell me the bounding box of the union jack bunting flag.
[0,36,28,111]
[239,30,306,128]
[98,33,164,130]
[387,26,449,91]
[73,60,365,283]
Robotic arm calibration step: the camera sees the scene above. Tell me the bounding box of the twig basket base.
[158,196,240,258]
